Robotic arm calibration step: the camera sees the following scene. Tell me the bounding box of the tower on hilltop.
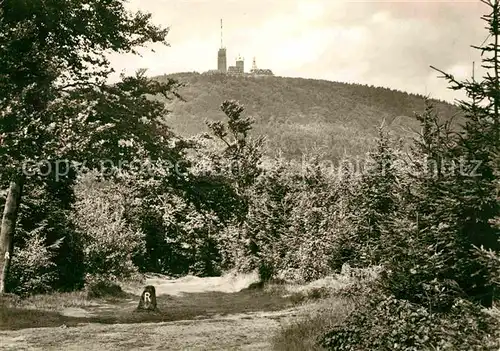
[217,19,227,73]
[252,57,257,70]
[249,56,274,76]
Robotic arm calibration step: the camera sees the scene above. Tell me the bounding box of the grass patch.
[287,287,331,305]
[0,291,96,310]
[271,297,355,351]
[0,307,91,330]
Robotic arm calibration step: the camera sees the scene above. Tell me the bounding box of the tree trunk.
[0,175,24,294]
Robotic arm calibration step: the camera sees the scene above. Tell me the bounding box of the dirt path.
[0,273,313,350]
[0,307,305,350]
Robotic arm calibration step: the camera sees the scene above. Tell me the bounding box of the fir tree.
[428,0,500,307]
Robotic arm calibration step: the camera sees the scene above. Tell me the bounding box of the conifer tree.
[379,101,463,310]
[428,0,500,307]
[342,127,399,267]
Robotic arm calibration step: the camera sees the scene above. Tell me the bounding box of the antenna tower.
[220,19,224,48]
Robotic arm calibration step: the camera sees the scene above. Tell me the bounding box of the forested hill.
[156,72,460,160]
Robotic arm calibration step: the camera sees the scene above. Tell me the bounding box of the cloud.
[293,1,487,101]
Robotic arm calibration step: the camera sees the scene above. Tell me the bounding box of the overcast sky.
[108,0,488,103]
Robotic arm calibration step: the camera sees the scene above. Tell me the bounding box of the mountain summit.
[158,72,459,160]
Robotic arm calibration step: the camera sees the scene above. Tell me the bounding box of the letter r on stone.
[144,292,151,302]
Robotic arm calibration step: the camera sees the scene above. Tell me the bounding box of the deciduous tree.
[0,0,185,293]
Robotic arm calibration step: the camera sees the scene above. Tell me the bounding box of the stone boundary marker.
[137,285,158,311]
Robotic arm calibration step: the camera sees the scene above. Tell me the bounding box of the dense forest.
[158,72,460,160]
[0,0,499,350]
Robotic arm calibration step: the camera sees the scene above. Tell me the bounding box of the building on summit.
[218,48,227,73]
[204,19,273,77]
[227,54,245,75]
[236,55,244,72]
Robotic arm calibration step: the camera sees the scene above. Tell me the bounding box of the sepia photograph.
[1,0,500,349]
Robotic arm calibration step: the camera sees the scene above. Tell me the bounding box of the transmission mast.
[220,19,224,48]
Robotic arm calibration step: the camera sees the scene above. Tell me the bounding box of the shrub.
[85,278,127,299]
[320,294,499,351]
[272,298,354,351]
[11,172,86,292]
[159,193,222,277]
[333,264,382,301]
[72,173,144,282]
[6,222,61,296]
[289,287,331,304]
